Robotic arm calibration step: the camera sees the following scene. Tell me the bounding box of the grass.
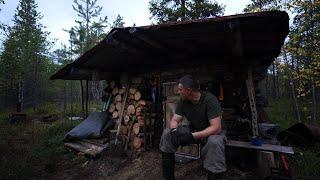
[0,108,84,179]
[288,146,320,179]
[265,98,320,179]
[0,100,105,179]
[265,98,298,130]
[0,98,319,179]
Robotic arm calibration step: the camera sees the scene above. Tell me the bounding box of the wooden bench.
[226,140,294,154]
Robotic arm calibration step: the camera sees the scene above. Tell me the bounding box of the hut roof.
[51,11,289,80]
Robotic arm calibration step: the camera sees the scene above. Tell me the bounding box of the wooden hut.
[51,11,292,157]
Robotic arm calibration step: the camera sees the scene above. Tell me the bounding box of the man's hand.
[176,126,194,146]
[170,126,195,147]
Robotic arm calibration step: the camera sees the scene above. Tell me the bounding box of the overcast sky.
[0,0,251,49]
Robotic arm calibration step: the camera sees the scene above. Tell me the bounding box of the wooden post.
[257,151,276,179]
[86,80,89,118]
[311,78,317,125]
[80,80,85,118]
[70,81,74,117]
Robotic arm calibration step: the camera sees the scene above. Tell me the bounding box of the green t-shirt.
[175,91,222,131]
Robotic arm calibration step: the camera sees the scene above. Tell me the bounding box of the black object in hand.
[176,126,194,146]
[170,128,179,147]
[170,126,194,147]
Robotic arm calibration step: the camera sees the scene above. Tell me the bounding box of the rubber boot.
[162,152,175,180]
[208,170,224,180]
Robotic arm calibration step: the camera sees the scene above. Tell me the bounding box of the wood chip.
[135,107,142,116]
[129,94,134,100]
[124,115,130,125]
[133,137,142,149]
[133,123,140,135]
[108,104,115,113]
[120,126,128,135]
[134,91,141,101]
[137,116,144,122]
[112,111,119,119]
[118,88,125,95]
[128,99,137,106]
[138,100,146,106]
[116,102,122,111]
[115,94,122,102]
[112,87,119,95]
[129,88,137,94]
[127,105,135,115]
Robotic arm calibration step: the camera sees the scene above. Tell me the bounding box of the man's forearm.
[192,124,221,139]
[169,114,182,129]
[170,119,179,129]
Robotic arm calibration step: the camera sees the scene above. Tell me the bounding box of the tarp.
[277,123,320,147]
[64,111,115,141]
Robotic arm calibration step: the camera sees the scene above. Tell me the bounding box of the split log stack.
[107,79,156,151]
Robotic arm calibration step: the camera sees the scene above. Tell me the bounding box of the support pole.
[86,80,89,118]
[80,80,85,118]
[246,67,259,137]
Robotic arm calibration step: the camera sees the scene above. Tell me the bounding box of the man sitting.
[160,75,226,180]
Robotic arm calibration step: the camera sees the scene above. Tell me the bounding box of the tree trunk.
[17,76,24,112]
[308,2,317,125]
[259,0,263,10]
[284,51,301,122]
[272,63,279,99]
[64,81,67,116]
[33,55,41,111]
[290,80,301,122]
[86,0,90,47]
[181,0,186,21]
[265,72,269,98]
[311,78,317,125]
[276,64,280,98]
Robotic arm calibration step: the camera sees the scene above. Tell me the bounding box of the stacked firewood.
[107,80,156,151]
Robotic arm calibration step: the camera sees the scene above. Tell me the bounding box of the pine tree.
[244,0,283,12]
[111,14,125,28]
[244,1,288,100]
[0,1,6,32]
[61,0,109,106]
[70,0,108,54]
[286,0,320,124]
[53,44,73,65]
[149,0,224,23]
[0,0,50,111]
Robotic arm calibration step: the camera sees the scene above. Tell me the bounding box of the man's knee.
[160,128,176,153]
[162,128,171,136]
[161,128,171,142]
[202,134,227,173]
[207,134,226,148]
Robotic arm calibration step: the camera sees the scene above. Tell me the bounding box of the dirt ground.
[46,146,255,180]
[0,118,254,180]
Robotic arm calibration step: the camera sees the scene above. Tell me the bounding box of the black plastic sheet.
[64,111,115,141]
